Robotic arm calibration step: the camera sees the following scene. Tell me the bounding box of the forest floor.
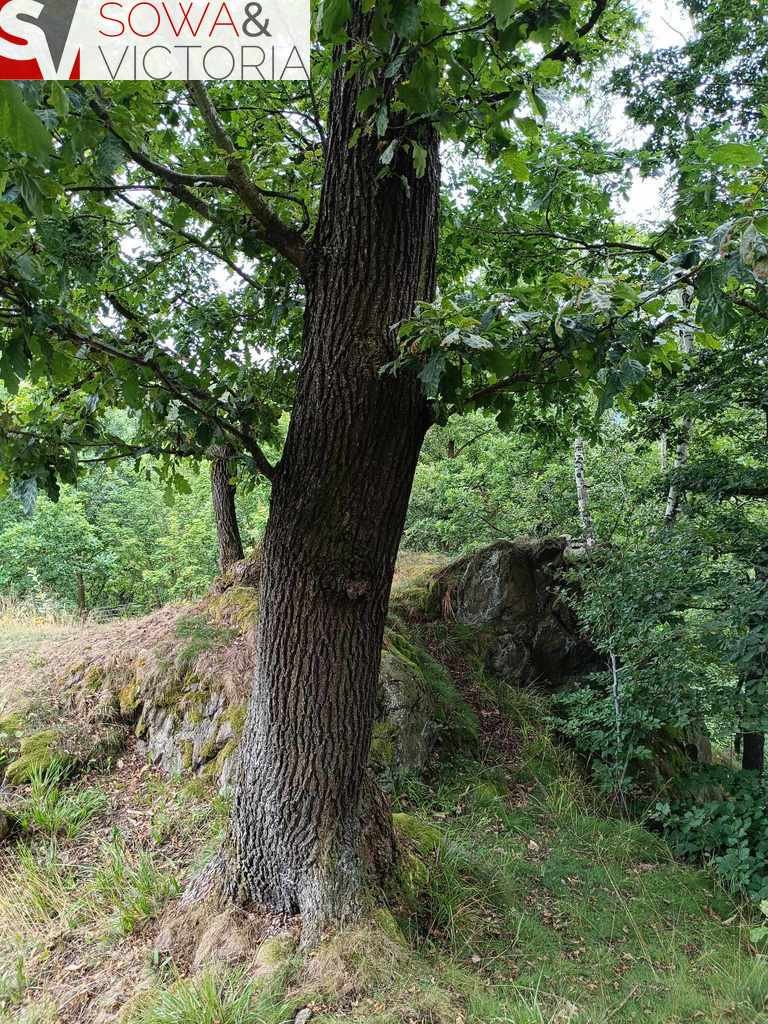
[1,582,767,1024]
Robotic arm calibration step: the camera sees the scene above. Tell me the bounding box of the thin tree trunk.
[664,289,694,526]
[75,571,87,618]
[573,436,596,547]
[222,37,440,938]
[659,433,668,473]
[210,446,244,572]
[739,561,768,773]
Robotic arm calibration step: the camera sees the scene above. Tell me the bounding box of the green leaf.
[17,169,51,217]
[391,0,422,39]
[419,353,446,398]
[0,83,52,163]
[492,0,517,30]
[695,264,739,334]
[500,148,529,181]
[319,0,352,40]
[376,103,389,138]
[49,83,69,118]
[711,143,762,168]
[380,140,398,166]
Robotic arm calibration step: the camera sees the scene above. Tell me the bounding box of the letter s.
[0,0,50,67]
[99,2,125,37]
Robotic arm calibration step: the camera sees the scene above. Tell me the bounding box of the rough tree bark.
[739,560,768,774]
[219,28,440,938]
[741,732,765,772]
[210,446,245,572]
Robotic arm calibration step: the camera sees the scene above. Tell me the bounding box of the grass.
[91,834,182,936]
[129,970,299,1024]
[21,761,107,838]
[1,608,767,1023]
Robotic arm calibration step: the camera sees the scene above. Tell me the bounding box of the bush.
[654,766,768,901]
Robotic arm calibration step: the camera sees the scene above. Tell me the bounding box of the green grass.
[382,745,768,1024]
[129,970,300,1024]
[21,761,107,838]
[91,835,181,936]
[2,615,767,1023]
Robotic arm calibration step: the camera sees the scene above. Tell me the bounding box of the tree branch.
[90,95,221,226]
[117,193,260,289]
[186,81,308,272]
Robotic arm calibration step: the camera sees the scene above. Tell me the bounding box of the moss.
[4,730,71,784]
[393,812,444,854]
[208,585,260,630]
[118,680,141,717]
[0,713,24,770]
[370,723,398,773]
[173,613,238,677]
[223,703,247,736]
[177,739,193,772]
[84,664,105,691]
[0,805,21,842]
[201,737,238,781]
[256,934,297,967]
[384,626,479,751]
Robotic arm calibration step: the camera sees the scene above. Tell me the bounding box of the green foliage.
[552,528,739,796]
[656,767,768,902]
[0,455,270,612]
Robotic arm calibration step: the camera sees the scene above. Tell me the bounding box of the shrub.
[654,766,768,901]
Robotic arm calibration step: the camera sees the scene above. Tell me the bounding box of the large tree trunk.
[210,446,245,572]
[222,37,440,937]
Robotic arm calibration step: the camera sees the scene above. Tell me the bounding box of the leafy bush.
[552,529,740,797]
[654,767,768,901]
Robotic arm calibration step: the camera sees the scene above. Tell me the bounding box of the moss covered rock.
[431,538,602,689]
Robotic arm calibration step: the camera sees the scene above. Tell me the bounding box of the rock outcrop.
[430,538,603,689]
[0,567,477,795]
